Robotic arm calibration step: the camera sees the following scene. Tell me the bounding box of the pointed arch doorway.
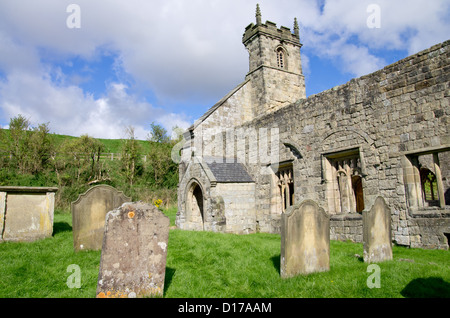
[186,181,205,231]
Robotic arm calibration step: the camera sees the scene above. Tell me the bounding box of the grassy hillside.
[97,137,153,154]
[48,132,152,154]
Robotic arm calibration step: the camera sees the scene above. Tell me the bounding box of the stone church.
[176,6,450,249]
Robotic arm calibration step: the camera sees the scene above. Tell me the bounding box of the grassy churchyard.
[0,207,449,298]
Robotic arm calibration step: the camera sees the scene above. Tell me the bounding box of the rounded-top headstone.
[71,185,131,251]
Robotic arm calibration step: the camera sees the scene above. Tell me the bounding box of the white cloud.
[299,0,450,76]
[0,0,449,138]
[1,0,448,84]
[0,30,41,74]
[0,69,190,139]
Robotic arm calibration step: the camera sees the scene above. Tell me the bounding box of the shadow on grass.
[271,254,280,275]
[401,277,450,298]
[52,222,72,236]
[164,267,176,295]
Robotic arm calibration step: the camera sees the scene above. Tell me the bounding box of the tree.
[79,134,105,181]
[120,126,142,186]
[55,134,105,185]
[28,123,53,174]
[145,140,178,188]
[7,114,31,173]
[148,122,170,144]
[0,115,56,176]
[0,125,6,168]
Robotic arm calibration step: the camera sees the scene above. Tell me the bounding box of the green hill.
[0,128,179,211]
[48,132,152,154]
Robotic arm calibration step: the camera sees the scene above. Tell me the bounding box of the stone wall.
[439,150,450,205]
[193,80,253,133]
[214,182,256,234]
[330,214,363,243]
[254,40,449,248]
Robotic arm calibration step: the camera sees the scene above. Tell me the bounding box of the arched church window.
[276,165,294,212]
[420,168,438,202]
[324,150,364,214]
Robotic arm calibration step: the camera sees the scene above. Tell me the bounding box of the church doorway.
[186,181,205,229]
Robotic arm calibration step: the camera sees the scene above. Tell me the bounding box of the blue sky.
[0,0,449,139]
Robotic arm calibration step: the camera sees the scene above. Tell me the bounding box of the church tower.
[242,4,306,116]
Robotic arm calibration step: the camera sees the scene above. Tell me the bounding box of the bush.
[0,118,180,211]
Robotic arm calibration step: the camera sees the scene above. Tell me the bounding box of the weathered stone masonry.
[177,7,450,249]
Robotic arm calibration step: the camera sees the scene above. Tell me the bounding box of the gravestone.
[281,199,330,278]
[71,185,131,251]
[0,186,58,242]
[363,196,393,263]
[96,201,170,298]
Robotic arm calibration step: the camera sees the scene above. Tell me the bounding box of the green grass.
[48,131,151,154]
[0,209,449,298]
[97,138,153,154]
[0,213,100,298]
[164,205,178,227]
[164,231,450,298]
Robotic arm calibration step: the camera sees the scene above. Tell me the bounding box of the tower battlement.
[242,19,301,47]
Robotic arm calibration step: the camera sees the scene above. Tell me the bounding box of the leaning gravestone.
[281,200,330,278]
[363,196,393,263]
[96,201,170,298]
[71,185,131,251]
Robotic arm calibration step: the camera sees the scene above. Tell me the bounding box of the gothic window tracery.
[276,165,294,212]
[325,151,365,214]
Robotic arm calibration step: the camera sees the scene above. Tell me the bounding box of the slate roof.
[205,161,254,183]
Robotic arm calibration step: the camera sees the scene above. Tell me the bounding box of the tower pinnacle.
[256,4,262,25]
[294,17,299,38]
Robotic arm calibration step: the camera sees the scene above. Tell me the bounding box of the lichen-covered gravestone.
[281,200,330,278]
[71,185,131,251]
[96,201,170,298]
[363,196,393,263]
